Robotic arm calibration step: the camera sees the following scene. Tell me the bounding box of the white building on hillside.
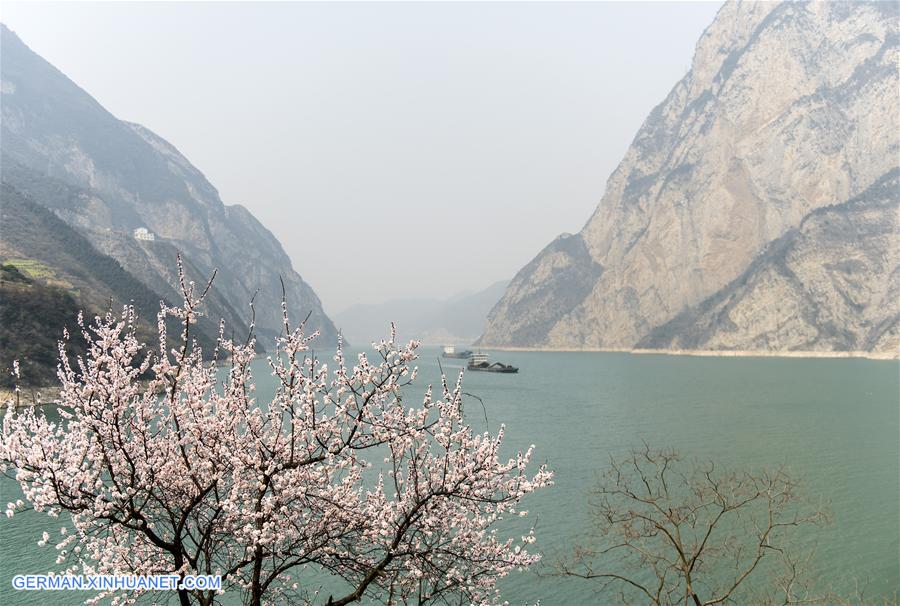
[133,227,155,241]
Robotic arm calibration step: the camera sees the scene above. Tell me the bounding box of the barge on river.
[466,352,518,374]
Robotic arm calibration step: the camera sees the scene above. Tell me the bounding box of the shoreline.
[0,379,165,409]
[4,347,896,406]
[473,345,899,362]
[0,386,61,408]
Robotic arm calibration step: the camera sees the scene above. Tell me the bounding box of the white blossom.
[1,258,552,606]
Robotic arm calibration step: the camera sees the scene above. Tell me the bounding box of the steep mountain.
[0,182,234,384]
[1,163,246,342]
[0,182,166,322]
[0,24,337,344]
[479,1,899,353]
[335,280,509,346]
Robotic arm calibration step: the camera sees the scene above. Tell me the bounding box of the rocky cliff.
[640,170,900,352]
[479,1,899,353]
[0,24,337,344]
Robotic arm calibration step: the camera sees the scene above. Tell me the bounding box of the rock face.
[479,1,899,353]
[640,170,900,352]
[0,182,169,331]
[0,183,226,384]
[0,24,337,344]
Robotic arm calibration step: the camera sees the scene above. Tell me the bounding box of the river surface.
[1,348,898,604]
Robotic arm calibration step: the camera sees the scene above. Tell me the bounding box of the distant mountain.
[335,280,509,346]
[0,24,337,344]
[479,1,899,354]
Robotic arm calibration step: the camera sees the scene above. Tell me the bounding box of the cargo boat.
[467,352,518,373]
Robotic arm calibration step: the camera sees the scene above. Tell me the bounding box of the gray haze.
[1,1,722,314]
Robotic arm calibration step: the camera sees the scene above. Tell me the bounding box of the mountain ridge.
[0,23,337,344]
[479,0,899,354]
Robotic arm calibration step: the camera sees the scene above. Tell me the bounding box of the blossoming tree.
[1,261,552,606]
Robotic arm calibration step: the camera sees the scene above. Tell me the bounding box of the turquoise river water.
[1,348,898,604]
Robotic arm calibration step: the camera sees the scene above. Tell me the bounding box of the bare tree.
[558,444,829,606]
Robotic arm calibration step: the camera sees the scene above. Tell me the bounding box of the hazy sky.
[2,1,721,314]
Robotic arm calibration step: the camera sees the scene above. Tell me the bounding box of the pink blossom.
[1,259,552,606]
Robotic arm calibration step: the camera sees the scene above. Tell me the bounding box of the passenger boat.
[442,345,473,359]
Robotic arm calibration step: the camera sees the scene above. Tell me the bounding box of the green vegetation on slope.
[0,183,167,320]
[0,264,86,387]
[0,183,219,386]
